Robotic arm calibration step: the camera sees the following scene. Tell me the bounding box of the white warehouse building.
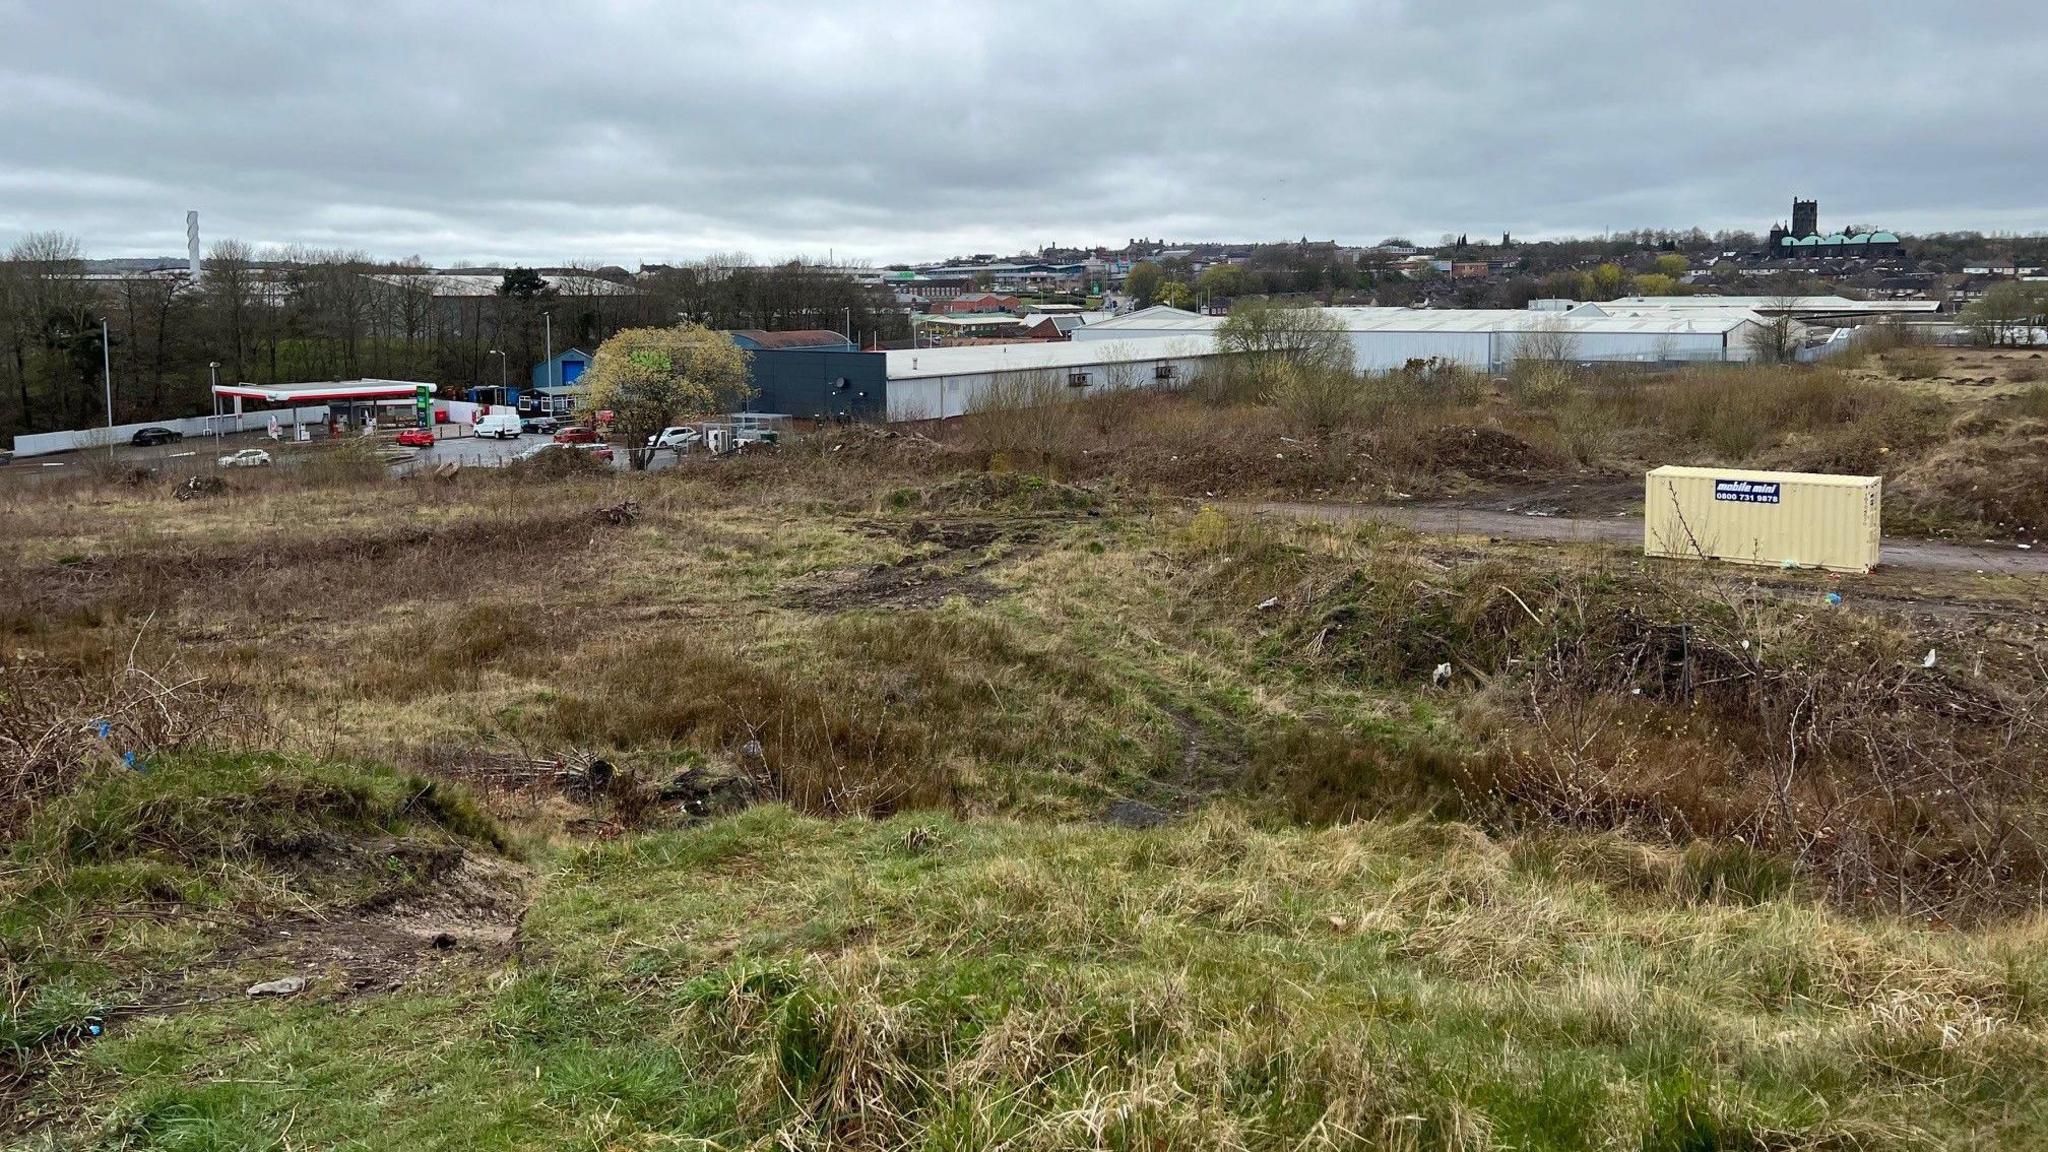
[882,336,1222,422]
[1075,305,1767,371]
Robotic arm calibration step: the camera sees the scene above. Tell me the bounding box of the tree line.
[0,235,907,441]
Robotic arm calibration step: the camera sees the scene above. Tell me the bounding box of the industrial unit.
[1075,305,1765,370]
[1644,466,1882,573]
[882,338,1221,421]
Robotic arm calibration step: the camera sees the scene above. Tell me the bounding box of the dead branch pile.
[172,475,227,501]
[592,500,641,526]
[1484,577,2048,917]
[0,642,249,837]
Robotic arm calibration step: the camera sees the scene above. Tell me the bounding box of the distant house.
[929,293,1021,315]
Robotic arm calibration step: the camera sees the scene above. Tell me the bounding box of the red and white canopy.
[211,379,431,404]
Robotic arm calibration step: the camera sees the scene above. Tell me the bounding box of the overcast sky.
[2,1,2042,266]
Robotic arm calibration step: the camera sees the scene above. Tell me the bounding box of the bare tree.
[1508,318,1581,366]
[203,239,257,384]
[1744,297,1805,364]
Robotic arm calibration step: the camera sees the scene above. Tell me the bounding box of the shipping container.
[1644,466,1881,573]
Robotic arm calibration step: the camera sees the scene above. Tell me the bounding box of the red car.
[395,428,436,448]
[553,425,599,444]
[579,444,615,463]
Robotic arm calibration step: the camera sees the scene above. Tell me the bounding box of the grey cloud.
[1,0,2042,263]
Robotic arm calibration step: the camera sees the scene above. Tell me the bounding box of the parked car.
[475,411,522,440]
[646,426,702,450]
[512,440,560,462]
[395,428,436,449]
[553,425,599,445]
[578,444,615,463]
[131,426,183,446]
[217,448,272,468]
[520,415,560,435]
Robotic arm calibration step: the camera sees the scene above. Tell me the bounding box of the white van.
[475,410,522,440]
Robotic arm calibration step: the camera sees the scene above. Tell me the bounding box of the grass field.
[6,353,2048,1148]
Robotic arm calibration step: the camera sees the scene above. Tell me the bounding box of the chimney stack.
[186,211,202,280]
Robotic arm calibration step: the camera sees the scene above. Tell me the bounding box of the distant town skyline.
[4,1,2044,266]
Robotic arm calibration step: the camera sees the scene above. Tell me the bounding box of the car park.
[395,428,436,448]
[131,426,184,446]
[217,448,272,468]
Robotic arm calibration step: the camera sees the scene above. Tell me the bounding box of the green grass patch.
[30,807,2048,1149]
[2,753,504,1061]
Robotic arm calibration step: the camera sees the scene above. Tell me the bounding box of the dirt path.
[1237,500,2048,576]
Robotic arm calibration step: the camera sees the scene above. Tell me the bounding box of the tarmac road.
[1235,500,2048,577]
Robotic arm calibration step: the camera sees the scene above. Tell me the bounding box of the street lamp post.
[542,312,554,393]
[487,348,506,403]
[209,361,221,444]
[101,319,114,458]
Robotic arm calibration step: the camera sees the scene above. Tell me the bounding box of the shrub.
[1268,362,1367,434]
[1886,348,1941,380]
[505,445,611,479]
[960,370,1084,464]
[297,437,391,486]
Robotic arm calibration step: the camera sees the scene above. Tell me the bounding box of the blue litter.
[1825,592,1843,606]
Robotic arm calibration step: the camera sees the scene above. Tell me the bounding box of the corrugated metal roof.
[363,272,638,297]
[1613,295,1940,314]
[1321,308,1754,336]
[885,337,1218,380]
[914,314,1027,328]
[1086,304,1754,337]
[730,329,854,348]
[1080,305,1220,332]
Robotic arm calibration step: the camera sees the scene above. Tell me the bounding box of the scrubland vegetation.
[6,346,2048,1148]
[948,338,2048,542]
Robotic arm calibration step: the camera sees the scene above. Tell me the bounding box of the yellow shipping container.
[1644,466,1881,573]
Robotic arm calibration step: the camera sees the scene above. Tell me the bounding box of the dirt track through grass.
[1239,499,2048,574]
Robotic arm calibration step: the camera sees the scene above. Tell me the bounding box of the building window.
[1153,363,1176,380]
[1068,372,1091,388]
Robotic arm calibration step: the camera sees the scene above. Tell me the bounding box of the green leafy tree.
[1197,263,1248,300]
[1965,283,2048,347]
[498,267,556,299]
[1157,281,1196,311]
[584,323,751,468]
[1652,254,1688,278]
[1125,261,1165,308]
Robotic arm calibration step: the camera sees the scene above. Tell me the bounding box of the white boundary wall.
[11,407,332,458]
